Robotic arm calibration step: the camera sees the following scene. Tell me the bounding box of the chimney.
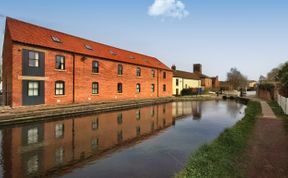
[171,65,176,71]
[193,64,202,74]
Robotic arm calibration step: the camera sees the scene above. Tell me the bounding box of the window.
[117,83,123,93]
[163,84,166,92]
[163,72,166,79]
[176,79,179,86]
[136,67,141,77]
[151,84,155,93]
[136,83,141,93]
[28,51,39,67]
[109,50,117,56]
[151,70,155,78]
[92,61,99,73]
[163,104,166,113]
[92,82,99,94]
[55,55,65,70]
[27,155,39,174]
[27,128,38,144]
[55,123,64,138]
[136,126,141,136]
[55,147,64,164]
[51,36,61,43]
[85,44,93,50]
[28,81,39,96]
[118,131,123,143]
[151,107,155,117]
[118,64,123,75]
[151,122,155,131]
[91,138,99,150]
[55,81,65,95]
[136,110,141,120]
[117,113,123,124]
[129,55,135,59]
[92,118,99,130]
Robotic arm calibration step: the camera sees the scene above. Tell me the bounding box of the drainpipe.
[157,69,160,97]
[72,54,75,103]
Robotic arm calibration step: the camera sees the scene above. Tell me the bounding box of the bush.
[181,88,199,96]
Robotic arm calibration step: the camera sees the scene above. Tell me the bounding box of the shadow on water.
[0,100,245,178]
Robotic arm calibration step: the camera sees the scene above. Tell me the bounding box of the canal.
[0,100,245,178]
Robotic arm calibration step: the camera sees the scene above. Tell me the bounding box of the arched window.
[136,67,141,76]
[136,83,141,93]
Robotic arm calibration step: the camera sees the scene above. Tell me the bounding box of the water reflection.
[0,101,244,178]
[1,103,178,177]
[173,101,202,120]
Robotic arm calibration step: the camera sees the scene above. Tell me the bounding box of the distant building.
[193,64,214,90]
[248,80,257,90]
[211,76,220,90]
[2,17,172,107]
[171,65,201,96]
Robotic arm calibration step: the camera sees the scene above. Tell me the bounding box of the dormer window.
[109,50,117,56]
[85,44,93,50]
[51,36,61,43]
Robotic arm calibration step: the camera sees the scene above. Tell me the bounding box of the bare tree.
[227,68,248,90]
[259,75,266,83]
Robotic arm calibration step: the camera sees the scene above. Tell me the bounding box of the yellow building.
[172,66,201,95]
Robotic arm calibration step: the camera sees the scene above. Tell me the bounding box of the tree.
[277,62,288,97]
[259,75,266,83]
[267,67,280,81]
[226,68,248,90]
[278,62,288,88]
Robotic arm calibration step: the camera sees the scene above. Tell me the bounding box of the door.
[22,80,45,106]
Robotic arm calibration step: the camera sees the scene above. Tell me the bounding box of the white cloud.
[148,0,189,19]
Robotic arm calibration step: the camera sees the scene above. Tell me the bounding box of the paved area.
[260,101,277,119]
[246,100,288,178]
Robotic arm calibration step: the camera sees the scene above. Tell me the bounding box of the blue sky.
[0,0,288,80]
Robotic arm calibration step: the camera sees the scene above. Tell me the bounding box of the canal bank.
[177,101,261,178]
[0,95,219,126]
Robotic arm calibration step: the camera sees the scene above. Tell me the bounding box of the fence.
[277,94,288,114]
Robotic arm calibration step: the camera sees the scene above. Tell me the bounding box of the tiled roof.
[196,73,210,78]
[173,70,200,80]
[6,17,170,70]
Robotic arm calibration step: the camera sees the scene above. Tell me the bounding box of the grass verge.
[268,101,288,131]
[176,101,261,178]
[268,101,288,119]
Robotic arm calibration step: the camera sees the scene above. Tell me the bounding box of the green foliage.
[278,62,288,88]
[268,101,288,120]
[257,83,275,91]
[181,88,199,96]
[177,101,261,178]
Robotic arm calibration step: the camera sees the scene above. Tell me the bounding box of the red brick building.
[2,18,172,107]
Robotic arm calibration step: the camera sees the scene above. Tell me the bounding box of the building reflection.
[172,101,202,120]
[1,103,173,178]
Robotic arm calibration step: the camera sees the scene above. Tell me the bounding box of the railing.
[277,94,288,114]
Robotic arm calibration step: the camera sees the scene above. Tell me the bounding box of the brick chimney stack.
[171,65,176,71]
[193,64,202,74]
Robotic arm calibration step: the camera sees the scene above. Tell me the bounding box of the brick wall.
[2,28,13,106]
[6,44,172,107]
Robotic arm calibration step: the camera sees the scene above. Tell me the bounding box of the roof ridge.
[6,17,157,60]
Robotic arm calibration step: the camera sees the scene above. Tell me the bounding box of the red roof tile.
[6,17,170,70]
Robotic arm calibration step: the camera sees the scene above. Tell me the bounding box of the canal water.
[0,100,245,178]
